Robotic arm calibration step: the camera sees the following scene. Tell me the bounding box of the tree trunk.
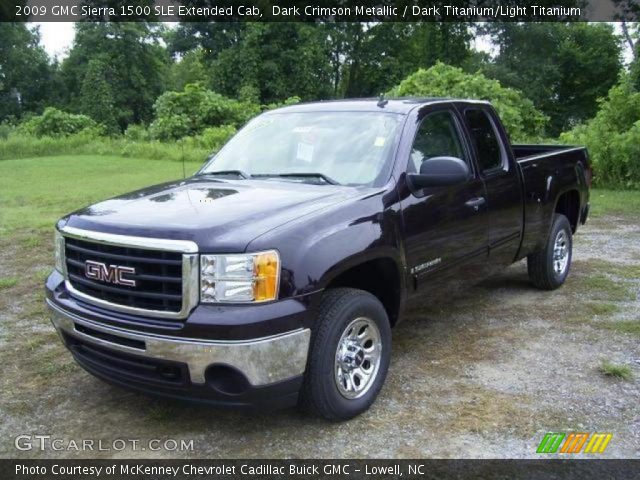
[621,21,636,58]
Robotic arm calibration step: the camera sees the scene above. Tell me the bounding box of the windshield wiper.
[197,170,252,180]
[254,173,340,185]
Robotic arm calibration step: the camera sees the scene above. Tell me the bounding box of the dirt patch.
[0,218,638,459]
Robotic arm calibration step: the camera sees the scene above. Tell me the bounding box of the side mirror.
[407,156,470,190]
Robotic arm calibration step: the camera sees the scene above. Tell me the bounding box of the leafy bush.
[117,139,210,164]
[79,59,120,134]
[0,123,14,140]
[561,79,640,189]
[389,62,547,140]
[150,84,260,141]
[190,125,237,150]
[124,124,152,142]
[263,96,302,111]
[0,132,210,164]
[18,107,104,138]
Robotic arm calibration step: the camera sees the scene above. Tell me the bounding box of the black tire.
[300,288,391,421]
[527,213,573,290]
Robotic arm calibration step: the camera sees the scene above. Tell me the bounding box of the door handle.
[465,197,486,211]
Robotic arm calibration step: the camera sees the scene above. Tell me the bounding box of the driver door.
[401,107,490,299]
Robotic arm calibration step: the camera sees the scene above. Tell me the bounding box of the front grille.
[65,237,183,314]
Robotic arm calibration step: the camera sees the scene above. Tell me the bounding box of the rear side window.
[464,109,504,172]
[409,111,466,173]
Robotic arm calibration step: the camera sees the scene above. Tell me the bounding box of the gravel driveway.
[1,213,638,459]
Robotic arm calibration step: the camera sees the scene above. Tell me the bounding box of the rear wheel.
[527,213,573,290]
[300,288,391,421]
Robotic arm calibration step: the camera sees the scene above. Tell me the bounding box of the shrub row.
[561,80,640,189]
[0,83,302,165]
[388,62,547,141]
[2,70,639,188]
[0,132,215,164]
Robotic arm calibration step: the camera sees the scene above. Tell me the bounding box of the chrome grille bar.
[60,226,199,320]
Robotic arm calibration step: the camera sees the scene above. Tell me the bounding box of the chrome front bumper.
[47,299,311,386]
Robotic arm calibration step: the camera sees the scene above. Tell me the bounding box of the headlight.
[54,230,66,274]
[200,250,280,303]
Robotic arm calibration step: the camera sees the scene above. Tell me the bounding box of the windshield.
[199,111,403,186]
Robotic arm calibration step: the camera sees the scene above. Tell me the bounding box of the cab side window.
[409,111,466,173]
[464,109,505,172]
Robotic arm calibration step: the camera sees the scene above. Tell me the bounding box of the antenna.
[377,93,388,108]
[181,141,186,179]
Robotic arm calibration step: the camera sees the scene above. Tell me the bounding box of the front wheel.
[300,288,391,421]
[527,213,573,290]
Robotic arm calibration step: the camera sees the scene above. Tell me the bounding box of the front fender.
[246,190,405,299]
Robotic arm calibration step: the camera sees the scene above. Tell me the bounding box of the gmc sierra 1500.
[46,98,590,420]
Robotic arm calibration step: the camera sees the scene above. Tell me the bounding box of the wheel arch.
[321,254,405,327]
[554,189,581,233]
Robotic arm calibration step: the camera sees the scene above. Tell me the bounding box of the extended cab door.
[400,105,489,299]
[458,105,524,269]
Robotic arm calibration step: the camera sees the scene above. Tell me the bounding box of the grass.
[597,320,640,336]
[580,274,635,301]
[25,335,54,351]
[590,189,640,218]
[34,268,51,282]
[616,263,640,279]
[37,362,77,378]
[576,259,640,280]
[17,303,46,320]
[599,360,633,380]
[0,277,18,289]
[584,302,619,316]
[0,153,636,455]
[0,155,203,234]
[22,235,41,248]
[0,134,210,164]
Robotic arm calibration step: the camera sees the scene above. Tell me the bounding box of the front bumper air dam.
[47,299,311,409]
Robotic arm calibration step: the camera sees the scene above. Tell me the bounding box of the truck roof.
[271,97,492,115]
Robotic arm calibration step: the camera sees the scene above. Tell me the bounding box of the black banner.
[1,459,639,480]
[2,0,639,22]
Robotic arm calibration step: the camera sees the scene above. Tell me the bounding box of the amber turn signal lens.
[253,251,280,301]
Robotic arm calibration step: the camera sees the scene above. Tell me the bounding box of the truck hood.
[61,177,366,251]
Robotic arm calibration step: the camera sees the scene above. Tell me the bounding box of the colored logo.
[537,432,612,454]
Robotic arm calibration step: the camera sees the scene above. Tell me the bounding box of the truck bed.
[512,144,580,161]
[513,143,590,260]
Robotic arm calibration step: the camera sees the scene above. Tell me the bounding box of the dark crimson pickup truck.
[46,98,590,420]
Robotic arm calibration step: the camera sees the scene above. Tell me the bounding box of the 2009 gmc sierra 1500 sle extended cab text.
[46,98,590,420]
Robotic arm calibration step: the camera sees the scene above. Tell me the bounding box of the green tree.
[611,1,639,57]
[0,24,56,121]
[0,0,26,21]
[172,22,474,102]
[61,22,168,130]
[19,107,102,137]
[390,62,547,140]
[78,59,119,134]
[630,43,640,91]
[168,49,209,91]
[325,23,472,98]
[561,78,640,188]
[484,23,622,135]
[210,23,333,103]
[166,23,246,58]
[149,83,259,140]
